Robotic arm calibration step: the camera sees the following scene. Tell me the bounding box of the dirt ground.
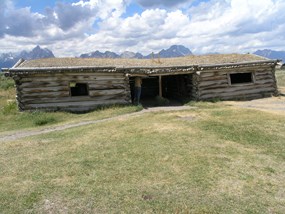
[225,87,285,115]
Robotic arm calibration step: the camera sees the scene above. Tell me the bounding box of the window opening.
[230,72,253,84]
[70,83,89,96]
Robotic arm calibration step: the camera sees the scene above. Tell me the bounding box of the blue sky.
[0,0,284,56]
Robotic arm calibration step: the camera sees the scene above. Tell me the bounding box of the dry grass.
[0,103,284,213]
[18,53,267,68]
[276,69,285,87]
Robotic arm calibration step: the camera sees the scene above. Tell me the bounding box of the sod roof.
[16,53,269,69]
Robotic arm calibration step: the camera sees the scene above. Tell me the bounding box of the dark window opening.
[70,83,89,96]
[230,72,253,84]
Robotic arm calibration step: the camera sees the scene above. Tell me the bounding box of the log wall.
[11,61,278,111]
[193,65,277,101]
[14,72,131,112]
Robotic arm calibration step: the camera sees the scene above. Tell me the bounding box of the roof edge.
[6,59,278,75]
[13,58,25,68]
[9,59,277,70]
[198,59,277,69]
[9,66,117,71]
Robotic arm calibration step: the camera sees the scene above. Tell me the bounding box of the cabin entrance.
[129,74,193,106]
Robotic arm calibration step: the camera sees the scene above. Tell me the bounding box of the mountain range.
[79,45,193,59]
[0,45,54,70]
[1,45,284,70]
[253,49,285,63]
[0,45,192,70]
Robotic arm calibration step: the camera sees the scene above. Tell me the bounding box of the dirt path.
[225,87,285,114]
[0,106,193,143]
[224,95,285,115]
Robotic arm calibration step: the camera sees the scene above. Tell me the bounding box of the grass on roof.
[17,53,267,68]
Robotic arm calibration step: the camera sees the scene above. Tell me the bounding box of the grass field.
[1,103,285,213]
[0,72,285,213]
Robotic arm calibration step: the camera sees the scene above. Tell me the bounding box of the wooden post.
[159,75,162,97]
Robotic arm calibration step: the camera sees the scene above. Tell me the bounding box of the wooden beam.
[159,75,162,97]
[148,71,195,76]
[126,74,148,77]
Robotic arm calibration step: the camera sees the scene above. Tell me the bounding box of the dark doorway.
[129,74,192,106]
[162,74,192,102]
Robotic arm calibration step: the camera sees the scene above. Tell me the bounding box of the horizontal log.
[197,75,275,86]
[21,94,128,104]
[200,71,226,78]
[198,79,228,87]
[255,74,274,81]
[255,70,272,75]
[89,84,126,90]
[22,101,131,112]
[198,80,275,90]
[200,92,276,101]
[20,75,125,82]
[56,101,132,112]
[199,82,275,95]
[200,94,263,101]
[200,92,275,101]
[72,72,124,77]
[20,91,70,99]
[255,79,276,84]
[18,86,69,93]
[89,89,126,97]
[26,72,125,77]
[255,74,273,80]
[25,99,130,109]
[20,81,69,88]
[199,87,276,99]
[17,89,67,97]
[22,80,120,87]
[199,75,227,82]
[200,64,273,72]
[18,88,129,99]
[19,79,126,86]
[95,80,131,86]
[252,69,273,73]
[199,66,272,77]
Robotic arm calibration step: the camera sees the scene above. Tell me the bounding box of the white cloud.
[135,0,193,8]
[73,0,129,19]
[0,0,285,56]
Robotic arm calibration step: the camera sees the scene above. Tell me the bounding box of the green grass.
[0,73,14,90]
[0,102,141,134]
[0,103,284,213]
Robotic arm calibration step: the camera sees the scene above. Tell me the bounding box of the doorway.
[129,74,193,106]
[162,74,192,102]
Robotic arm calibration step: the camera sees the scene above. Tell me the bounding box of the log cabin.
[4,54,278,112]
